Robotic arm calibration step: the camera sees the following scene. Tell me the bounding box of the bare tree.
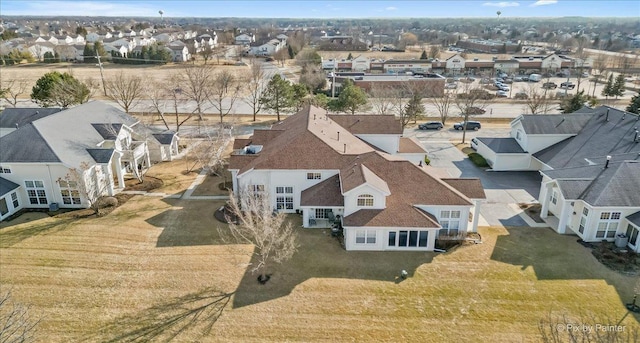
[454,83,488,144]
[106,72,145,113]
[243,63,266,121]
[200,45,213,65]
[430,90,454,125]
[523,83,552,114]
[178,65,213,121]
[0,290,40,343]
[429,45,441,59]
[369,83,401,115]
[208,70,242,124]
[1,79,28,108]
[220,188,298,283]
[185,121,234,174]
[59,162,114,215]
[274,48,288,67]
[591,54,609,98]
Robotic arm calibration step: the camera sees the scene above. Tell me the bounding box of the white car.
[470,138,479,150]
[496,90,508,97]
[445,83,458,89]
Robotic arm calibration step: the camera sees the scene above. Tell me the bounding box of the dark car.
[467,107,486,115]
[560,81,575,90]
[418,121,444,130]
[454,121,482,131]
[542,82,557,89]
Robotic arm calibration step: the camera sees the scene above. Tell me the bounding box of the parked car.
[466,76,477,82]
[560,81,575,90]
[581,72,589,78]
[445,83,458,89]
[514,76,524,82]
[542,82,558,89]
[454,121,482,131]
[480,78,492,84]
[528,74,542,82]
[503,78,513,84]
[470,138,479,150]
[418,121,444,130]
[521,76,530,82]
[496,90,508,97]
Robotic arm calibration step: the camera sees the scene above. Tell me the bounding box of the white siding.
[355,134,400,155]
[343,184,387,216]
[344,226,438,251]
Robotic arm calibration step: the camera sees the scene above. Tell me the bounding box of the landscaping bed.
[589,241,640,276]
[519,203,545,223]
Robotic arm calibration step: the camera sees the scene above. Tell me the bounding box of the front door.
[626,224,639,251]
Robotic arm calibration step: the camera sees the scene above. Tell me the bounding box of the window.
[582,207,589,216]
[440,210,461,236]
[516,130,522,140]
[596,212,621,239]
[626,224,639,247]
[25,180,47,205]
[315,208,331,219]
[357,194,374,207]
[275,186,294,210]
[59,180,81,205]
[251,185,265,194]
[579,216,587,234]
[306,172,321,180]
[0,166,11,174]
[355,229,376,244]
[388,230,429,248]
[10,192,18,208]
[551,191,558,205]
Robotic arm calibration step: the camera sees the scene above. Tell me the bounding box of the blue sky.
[1,0,638,18]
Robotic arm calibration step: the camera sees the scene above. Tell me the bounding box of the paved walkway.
[121,168,230,201]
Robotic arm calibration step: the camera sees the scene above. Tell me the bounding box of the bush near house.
[468,152,489,167]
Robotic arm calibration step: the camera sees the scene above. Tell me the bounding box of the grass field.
[0,176,638,341]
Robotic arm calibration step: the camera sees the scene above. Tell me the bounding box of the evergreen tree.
[626,90,640,114]
[260,74,294,121]
[560,90,588,114]
[612,74,625,99]
[402,93,425,128]
[420,50,428,59]
[43,51,55,63]
[94,41,106,58]
[347,52,353,60]
[292,83,309,111]
[31,71,89,107]
[287,45,295,59]
[83,43,96,64]
[328,79,368,115]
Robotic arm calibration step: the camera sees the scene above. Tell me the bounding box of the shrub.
[97,196,118,208]
[424,155,431,165]
[468,153,489,167]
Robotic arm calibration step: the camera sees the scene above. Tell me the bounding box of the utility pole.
[96,53,107,96]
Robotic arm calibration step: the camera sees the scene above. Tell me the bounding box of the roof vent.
[343,143,347,153]
[605,109,609,122]
[634,130,639,143]
[605,155,611,168]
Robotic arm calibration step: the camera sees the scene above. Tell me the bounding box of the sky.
[0,0,638,18]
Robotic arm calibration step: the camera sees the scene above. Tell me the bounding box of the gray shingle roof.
[477,137,526,153]
[92,123,123,140]
[542,161,640,207]
[627,211,640,227]
[152,133,176,145]
[533,107,640,169]
[0,177,20,197]
[519,113,592,135]
[86,149,114,163]
[0,108,62,128]
[0,124,60,163]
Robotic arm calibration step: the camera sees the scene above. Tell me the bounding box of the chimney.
[605,155,611,168]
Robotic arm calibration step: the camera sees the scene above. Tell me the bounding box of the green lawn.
[0,195,637,342]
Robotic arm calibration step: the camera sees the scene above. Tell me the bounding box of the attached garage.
[475,137,533,171]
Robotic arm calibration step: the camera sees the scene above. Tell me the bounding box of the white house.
[166,45,190,62]
[0,102,179,221]
[229,106,485,251]
[235,33,255,45]
[474,106,640,251]
[27,42,55,61]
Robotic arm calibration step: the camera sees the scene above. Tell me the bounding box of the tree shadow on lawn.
[0,216,76,248]
[231,225,436,308]
[148,199,229,247]
[90,287,233,343]
[490,226,639,321]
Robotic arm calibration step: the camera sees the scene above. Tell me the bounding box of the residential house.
[166,45,190,62]
[229,105,485,251]
[248,39,285,56]
[0,102,179,221]
[235,33,255,45]
[474,106,640,251]
[196,33,218,51]
[27,42,55,61]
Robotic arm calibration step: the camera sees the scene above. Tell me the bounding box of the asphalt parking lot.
[410,127,543,227]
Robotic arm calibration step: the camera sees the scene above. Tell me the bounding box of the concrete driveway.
[418,138,542,227]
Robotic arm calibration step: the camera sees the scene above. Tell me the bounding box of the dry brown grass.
[191,171,232,196]
[1,189,638,342]
[144,160,199,196]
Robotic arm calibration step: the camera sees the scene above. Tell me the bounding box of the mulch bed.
[519,203,545,223]
[124,176,164,192]
[588,240,640,276]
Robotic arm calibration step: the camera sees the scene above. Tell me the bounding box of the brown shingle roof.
[300,175,344,207]
[441,178,486,199]
[328,114,403,135]
[344,206,441,228]
[398,137,427,153]
[233,138,252,149]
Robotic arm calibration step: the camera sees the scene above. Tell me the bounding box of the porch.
[301,207,344,229]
